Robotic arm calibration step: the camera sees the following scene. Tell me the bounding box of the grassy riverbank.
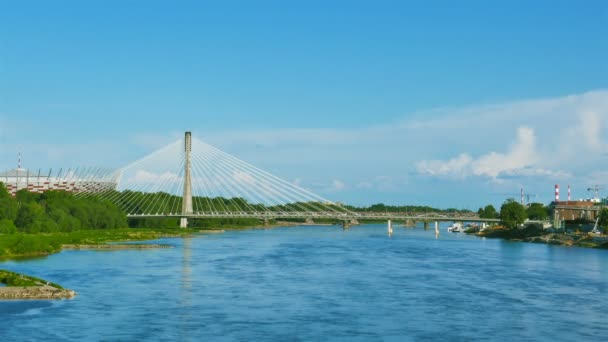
[0,228,207,259]
[0,269,63,289]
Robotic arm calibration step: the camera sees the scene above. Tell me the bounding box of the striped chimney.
[18,152,21,169]
[555,184,559,202]
[568,184,571,201]
[521,188,524,205]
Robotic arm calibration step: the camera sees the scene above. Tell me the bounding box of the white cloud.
[416,127,572,180]
[331,179,346,191]
[416,153,473,179]
[471,126,538,178]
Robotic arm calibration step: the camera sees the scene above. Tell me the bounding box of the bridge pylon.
[180,131,193,228]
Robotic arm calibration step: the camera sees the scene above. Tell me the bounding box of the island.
[0,269,76,300]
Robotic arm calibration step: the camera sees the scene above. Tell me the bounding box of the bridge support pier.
[435,221,439,234]
[342,221,350,229]
[180,218,188,228]
[423,221,430,230]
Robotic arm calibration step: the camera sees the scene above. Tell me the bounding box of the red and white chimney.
[555,184,560,202]
[521,188,524,205]
[568,184,571,201]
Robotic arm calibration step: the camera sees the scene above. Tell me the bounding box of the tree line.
[477,200,551,228]
[345,203,472,213]
[0,183,127,233]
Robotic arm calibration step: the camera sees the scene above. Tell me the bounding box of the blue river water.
[1,224,607,341]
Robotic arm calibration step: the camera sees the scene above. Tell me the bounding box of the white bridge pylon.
[76,132,351,224]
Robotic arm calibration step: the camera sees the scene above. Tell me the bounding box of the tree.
[479,204,498,219]
[0,183,18,221]
[0,219,17,234]
[598,208,608,228]
[527,203,549,220]
[14,202,45,231]
[500,199,527,229]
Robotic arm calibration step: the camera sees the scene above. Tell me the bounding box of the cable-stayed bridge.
[75,132,498,228]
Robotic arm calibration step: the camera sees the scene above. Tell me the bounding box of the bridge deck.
[126,213,501,222]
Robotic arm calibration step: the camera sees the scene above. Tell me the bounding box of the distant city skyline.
[1,1,607,209]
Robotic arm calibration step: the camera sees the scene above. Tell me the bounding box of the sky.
[1,0,607,209]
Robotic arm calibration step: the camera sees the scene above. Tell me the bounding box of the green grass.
[0,269,63,289]
[0,228,199,259]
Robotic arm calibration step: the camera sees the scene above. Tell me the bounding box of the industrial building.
[549,184,603,228]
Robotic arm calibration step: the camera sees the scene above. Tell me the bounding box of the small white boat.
[447,222,466,233]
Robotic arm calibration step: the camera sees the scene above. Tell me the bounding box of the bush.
[0,219,17,234]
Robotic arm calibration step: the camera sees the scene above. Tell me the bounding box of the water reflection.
[179,237,193,339]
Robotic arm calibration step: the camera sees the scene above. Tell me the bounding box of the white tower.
[180,132,193,228]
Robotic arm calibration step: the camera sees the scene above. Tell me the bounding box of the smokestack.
[555,184,559,202]
[521,188,524,205]
[568,184,571,201]
[18,152,21,170]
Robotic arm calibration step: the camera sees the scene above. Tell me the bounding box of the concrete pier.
[403,219,415,227]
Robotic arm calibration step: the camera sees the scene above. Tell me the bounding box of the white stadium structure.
[0,166,118,196]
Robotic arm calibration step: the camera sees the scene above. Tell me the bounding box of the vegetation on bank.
[0,269,63,289]
[0,228,200,259]
[0,182,280,232]
[471,199,608,248]
[345,203,472,213]
[0,183,127,233]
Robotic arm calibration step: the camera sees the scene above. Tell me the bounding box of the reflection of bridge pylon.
[181,132,193,228]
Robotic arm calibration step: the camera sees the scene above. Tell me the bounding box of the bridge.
[76,132,498,228]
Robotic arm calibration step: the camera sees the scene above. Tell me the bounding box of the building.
[0,167,118,196]
[549,200,600,222]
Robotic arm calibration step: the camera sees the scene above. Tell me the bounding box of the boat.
[447,222,466,233]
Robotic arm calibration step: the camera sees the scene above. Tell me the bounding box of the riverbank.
[0,228,223,260]
[472,226,608,249]
[62,243,173,250]
[0,269,76,300]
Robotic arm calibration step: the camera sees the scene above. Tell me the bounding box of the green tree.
[0,219,17,234]
[526,203,549,220]
[0,182,18,221]
[15,202,45,231]
[479,204,498,219]
[500,199,527,229]
[598,208,608,228]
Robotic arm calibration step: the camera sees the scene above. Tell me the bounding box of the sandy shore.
[0,285,76,300]
[62,244,172,250]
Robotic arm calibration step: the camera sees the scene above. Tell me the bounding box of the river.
[1,224,606,341]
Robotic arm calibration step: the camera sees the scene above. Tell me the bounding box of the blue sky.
[1,0,607,209]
